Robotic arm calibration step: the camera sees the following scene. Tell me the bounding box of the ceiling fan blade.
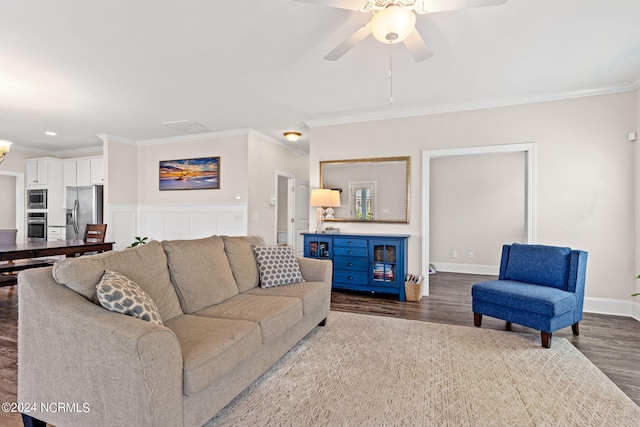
[402,29,433,62]
[419,0,508,14]
[324,22,372,61]
[293,0,369,11]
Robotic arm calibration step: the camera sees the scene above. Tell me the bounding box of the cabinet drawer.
[333,256,368,271]
[334,247,367,257]
[334,270,367,284]
[334,238,367,248]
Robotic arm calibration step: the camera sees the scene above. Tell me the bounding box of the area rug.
[206,311,640,426]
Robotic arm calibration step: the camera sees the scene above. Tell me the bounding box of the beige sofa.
[18,236,332,427]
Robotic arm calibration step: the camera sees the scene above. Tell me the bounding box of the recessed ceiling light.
[45,131,56,136]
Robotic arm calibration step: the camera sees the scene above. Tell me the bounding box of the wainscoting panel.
[107,205,138,250]
[138,205,248,242]
[107,204,248,250]
[189,212,218,239]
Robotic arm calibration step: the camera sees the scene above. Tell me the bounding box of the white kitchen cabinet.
[64,157,104,187]
[90,158,104,184]
[26,160,49,186]
[47,226,66,241]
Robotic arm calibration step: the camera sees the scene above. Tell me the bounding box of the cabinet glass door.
[371,243,396,284]
[305,237,332,259]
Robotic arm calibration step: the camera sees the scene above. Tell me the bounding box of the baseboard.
[431,262,499,276]
[632,300,640,322]
[583,297,640,320]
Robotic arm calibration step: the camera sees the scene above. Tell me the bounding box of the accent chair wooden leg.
[473,312,482,327]
[22,413,46,427]
[541,331,552,348]
[571,322,579,336]
[318,318,327,327]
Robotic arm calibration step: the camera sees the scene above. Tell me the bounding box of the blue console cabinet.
[303,233,409,301]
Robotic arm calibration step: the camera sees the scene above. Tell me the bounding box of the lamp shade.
[371,5,416,44]
[310,188,332,207]
[330,190,341,207]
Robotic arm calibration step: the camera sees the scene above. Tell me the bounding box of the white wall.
[430,152,525,268]
[104,131,308,248]
[247,133,309,244]
[310,92,637,309]
[0,175,16,228]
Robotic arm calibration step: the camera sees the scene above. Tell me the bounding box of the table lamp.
[325,190,341,219]
[310,189,332,233]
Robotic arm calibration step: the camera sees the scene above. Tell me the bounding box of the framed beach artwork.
[159,156,220,190]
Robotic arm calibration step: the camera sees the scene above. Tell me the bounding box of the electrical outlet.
[468,251,474,259]
[452,250,458,258]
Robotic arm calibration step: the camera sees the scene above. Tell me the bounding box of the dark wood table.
[0,240,114,286]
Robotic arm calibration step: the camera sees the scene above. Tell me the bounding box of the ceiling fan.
[295,0,509,62]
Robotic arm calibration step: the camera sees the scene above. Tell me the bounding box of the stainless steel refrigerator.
[66,185,104,240]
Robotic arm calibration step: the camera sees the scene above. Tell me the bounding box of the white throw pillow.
[252,246,305,289]
[96,270,163,326]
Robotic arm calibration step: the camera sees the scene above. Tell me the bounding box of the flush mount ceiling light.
[283,131,302,142]
[45,131,56,136]
[0,140,13,164]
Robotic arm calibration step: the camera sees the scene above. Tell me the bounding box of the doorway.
[421,143,535,295]
[274,172,310,257]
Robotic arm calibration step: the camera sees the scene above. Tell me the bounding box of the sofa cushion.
[194,294,303,343]
[96,270,163,326]
[471,280,576,317]
[163,315,262,396]
[503,243,571,290]
[162,236,239,314]
[252,245,305,288]
[244,281,330,317]
[222,235,265,293]
[52,241,183,322]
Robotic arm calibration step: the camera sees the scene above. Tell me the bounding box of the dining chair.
[83,224,107,243]
[0,229,17,245]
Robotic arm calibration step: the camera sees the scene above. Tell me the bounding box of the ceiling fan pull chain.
[389,42,393,104]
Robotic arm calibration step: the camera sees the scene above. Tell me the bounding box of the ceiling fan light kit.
[370,5,416,44]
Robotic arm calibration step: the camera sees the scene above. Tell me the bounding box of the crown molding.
[112,128,309,157]
[97,133,137,145]
[304,82,639,129]
[9,143,102,158]
[135,129,250,146]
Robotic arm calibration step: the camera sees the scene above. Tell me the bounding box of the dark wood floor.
[0,272,638,427]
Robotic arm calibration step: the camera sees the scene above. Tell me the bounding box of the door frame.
[421,142,535,295]
[274,171,295,248]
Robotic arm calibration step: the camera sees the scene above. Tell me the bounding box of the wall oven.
[27,212,47,242]
[27,189,47,209]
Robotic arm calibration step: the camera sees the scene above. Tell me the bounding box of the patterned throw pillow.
[96,270,163,326]
[252,246,305,289]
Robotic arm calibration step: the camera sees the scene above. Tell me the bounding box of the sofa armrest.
[297,257,332,284]
[18,267,183,427]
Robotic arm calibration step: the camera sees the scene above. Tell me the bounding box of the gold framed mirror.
[319,156,410,223]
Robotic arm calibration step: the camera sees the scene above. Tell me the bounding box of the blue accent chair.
[472,243,588,348]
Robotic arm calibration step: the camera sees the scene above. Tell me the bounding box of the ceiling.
[1,0,639,156]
